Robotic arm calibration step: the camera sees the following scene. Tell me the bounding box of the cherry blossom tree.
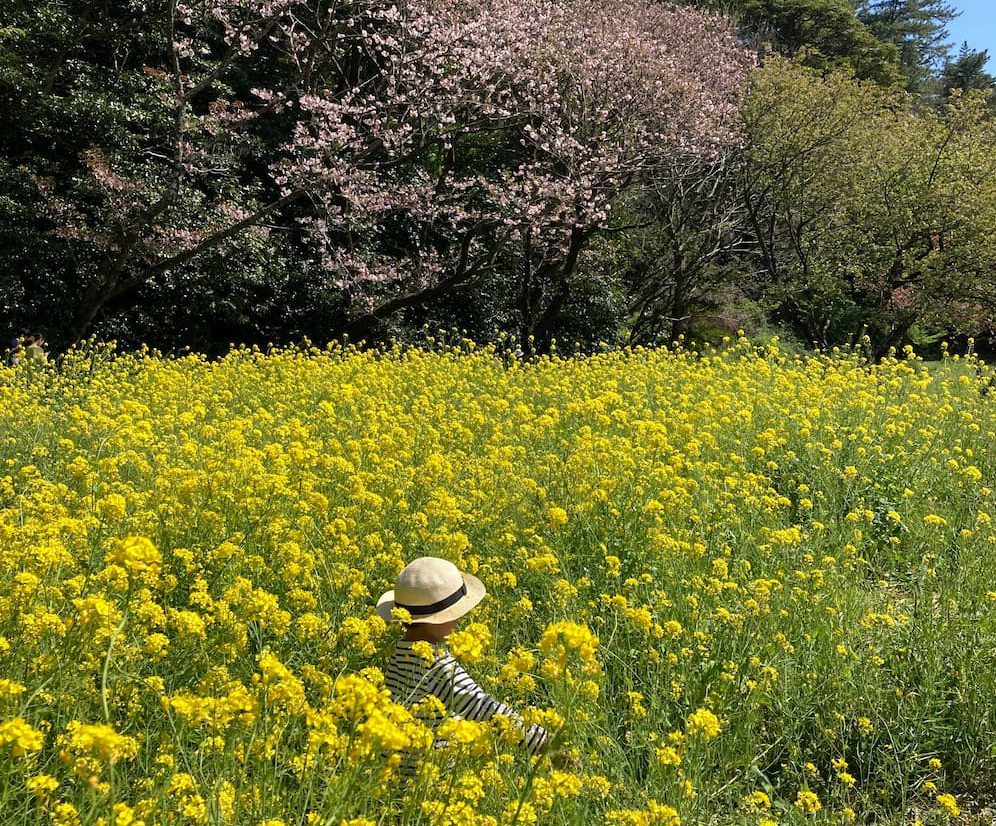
[283,0,754,343]
[34,0,751,344]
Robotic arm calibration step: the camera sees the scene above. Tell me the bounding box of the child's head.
[377,557,485,633]
[407,618,461,642]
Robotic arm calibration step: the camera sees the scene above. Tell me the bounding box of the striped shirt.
[384,640,547,773]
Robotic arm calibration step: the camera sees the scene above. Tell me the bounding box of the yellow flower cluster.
[0,717,44,757]
[0,339,993,823]
[538,620,600,678]
[105,535,162,584]
[684,708,721,740]
[605,800,680,826]
[163,682,258,729]
[447,622,491,664]
[935,792,959,818]
[57,721,140,782]
[794,790,822,814]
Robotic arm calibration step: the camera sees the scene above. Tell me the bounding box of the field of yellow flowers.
[1,339,995,826]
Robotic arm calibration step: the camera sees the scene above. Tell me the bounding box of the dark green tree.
[941,42,995,98]
[0,0,308,349]
[855,0,959,89]
[622,153,750,346]
[691,0,902,84]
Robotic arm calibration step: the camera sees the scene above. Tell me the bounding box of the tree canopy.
[2,0,994,356]
[941,42,996,99]
[744,58,996,352]
[856,0,958,89]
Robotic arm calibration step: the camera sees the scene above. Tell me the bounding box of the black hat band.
[395,581,467,616]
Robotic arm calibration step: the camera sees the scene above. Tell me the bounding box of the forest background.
[2,0,996,359]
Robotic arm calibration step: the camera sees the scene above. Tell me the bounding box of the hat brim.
[376,573,486,624]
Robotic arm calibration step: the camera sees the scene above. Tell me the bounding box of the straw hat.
[376,557,486,623]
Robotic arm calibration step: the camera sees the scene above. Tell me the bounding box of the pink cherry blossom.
[45,0,752,341]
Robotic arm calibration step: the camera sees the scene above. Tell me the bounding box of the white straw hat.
[376,557,486,623]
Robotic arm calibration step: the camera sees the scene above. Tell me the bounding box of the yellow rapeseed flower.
[935,793,959,818]
[686,708,721,740]
[0,717,44,757]
[794,791,821,814]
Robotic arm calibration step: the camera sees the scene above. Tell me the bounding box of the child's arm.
[434,655,548,754]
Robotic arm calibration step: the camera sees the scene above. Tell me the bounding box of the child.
[376,556,548,774]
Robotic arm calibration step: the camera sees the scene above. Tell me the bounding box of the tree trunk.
[63,191,307,348]
[342,222,504,342]
[520,227,588,352]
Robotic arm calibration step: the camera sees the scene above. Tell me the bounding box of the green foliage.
[856,0,959,90]
[695,0,903,83]
[621,154,751,347]
[0,0,310,349]
[743,57,996,354]
[1,0,995,356]
[941,42,996,101]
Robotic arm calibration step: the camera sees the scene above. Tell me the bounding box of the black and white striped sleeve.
[430,655,548,754]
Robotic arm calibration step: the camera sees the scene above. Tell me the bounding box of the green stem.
[101,611,129,803]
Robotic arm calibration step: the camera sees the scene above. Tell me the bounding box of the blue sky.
[946,0,996,70]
